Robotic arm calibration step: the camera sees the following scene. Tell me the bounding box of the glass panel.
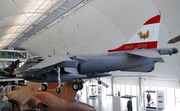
[150,87,157,91]
[0,50,28,59]
[166,88,175,107]
[175,89,180,108]
[144,86,150,92]
[15,52,27,59]
[0,62,3,69]
[0,51,7,58]
[120,84,125,96]
[115,84,121,96]
[158,87,165,90]
[137,86,139,95]
[131,85,137,96]
[116,84,120,92]
[126,85,131,95]
[7,52,14,58]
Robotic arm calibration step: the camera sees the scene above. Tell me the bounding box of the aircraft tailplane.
[108,15,161,52]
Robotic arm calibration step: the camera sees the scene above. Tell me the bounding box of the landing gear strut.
[54,66,63,93]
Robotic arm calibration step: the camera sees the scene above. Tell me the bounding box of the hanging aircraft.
[0,59,20,77]
[168,35,180,44]
[1,15,178,93]
[7,82,95,111]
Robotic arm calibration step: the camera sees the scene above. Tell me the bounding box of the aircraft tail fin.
[108,15,161,52]
[0,60,20,77]
[4,60,20,74]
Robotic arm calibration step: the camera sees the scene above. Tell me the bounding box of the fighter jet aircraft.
[2,15,178,93]
[168,35,180,44]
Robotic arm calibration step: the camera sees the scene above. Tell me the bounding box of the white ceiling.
[0,0,180,78]
[0,0,61,48]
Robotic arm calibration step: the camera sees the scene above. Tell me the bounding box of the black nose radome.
[172,48,178,54]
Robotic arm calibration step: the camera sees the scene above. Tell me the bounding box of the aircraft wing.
[7,82,41,105]
[126,49,161,58]
[126,49,164,62]
[28,56,77,70]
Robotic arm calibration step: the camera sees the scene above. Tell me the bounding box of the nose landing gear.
[55,66,63,93]
[56,87,61,93]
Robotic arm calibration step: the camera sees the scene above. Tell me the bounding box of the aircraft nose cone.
[173,48,178,54]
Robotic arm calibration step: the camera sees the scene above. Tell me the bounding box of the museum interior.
[0,0,180,111]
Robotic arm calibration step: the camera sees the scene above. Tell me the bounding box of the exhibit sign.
[156,90,165,109]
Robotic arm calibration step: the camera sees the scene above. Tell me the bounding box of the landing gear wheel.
[72,82,80,91]
[56,87,61,93]
[79,82,83,90]
[41,84,47,91]
[98,81,101,85]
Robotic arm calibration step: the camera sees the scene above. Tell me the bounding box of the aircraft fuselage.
[77,51,156,74]
[76,48,178,74]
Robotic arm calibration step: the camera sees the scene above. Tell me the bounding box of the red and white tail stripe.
[108,15,161,52]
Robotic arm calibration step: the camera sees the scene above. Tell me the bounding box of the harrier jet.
[1,15,178,93]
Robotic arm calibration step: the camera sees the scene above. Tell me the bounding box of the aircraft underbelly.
[79,56,131,73]
[22,73,78,82]
[88,59,100,72]
[78,55,156,73]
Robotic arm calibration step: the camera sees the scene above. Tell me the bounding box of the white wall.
[142,78,180,88]
[113,77,180,109]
